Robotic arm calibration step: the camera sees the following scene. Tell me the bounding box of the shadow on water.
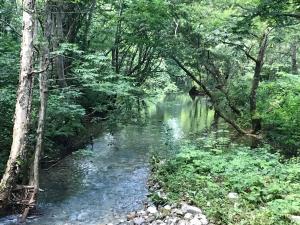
[0,94,215,225]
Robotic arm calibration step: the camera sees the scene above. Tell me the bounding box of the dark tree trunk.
[112,0,124,74]
[291,42,298,74]
[249,31,269,134]
[82,0,96,50]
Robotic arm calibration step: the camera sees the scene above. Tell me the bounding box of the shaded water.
[0,95,215,225]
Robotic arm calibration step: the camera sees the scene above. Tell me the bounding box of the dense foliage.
[0,0,299,221]
[151,135,300,225]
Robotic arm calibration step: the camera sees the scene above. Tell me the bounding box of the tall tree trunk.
[249,31,269,133]
[0,0,36,209]
[112,0,123,74]
[82,0,96,50]
[20,4,51,220]
[291,42,298,74]
[21,50,49,222]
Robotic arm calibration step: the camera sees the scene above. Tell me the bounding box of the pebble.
[133,217,145,225]
[113,201,210,225]
[181,203,202,215]
[164,205,172,211]
[183,213,193,219]
[190,217,202,225]
[147,206,158,214]
[227,192,239,200]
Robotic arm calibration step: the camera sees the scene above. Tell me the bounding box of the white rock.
[200,218,209,225]
[184,213,193,220]
[196,214,207,220]
[177,220,188,225]
[190,217,202,225]
[133,217,145,225]
[227,192,239,200]
[147,206,158,214]
[164,205,172,211]
[181,203,202,215]
[290,215,300,224]
[172,208,184,215]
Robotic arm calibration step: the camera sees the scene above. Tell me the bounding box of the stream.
[0,95,215,225]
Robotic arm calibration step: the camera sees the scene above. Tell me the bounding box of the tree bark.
[82,0,96,50]
[112,0,124,74]
[21,4,51,220]
[0,0,36,209]
[291,42,298,74]
[21,49,49,222]
[249,31,269,133]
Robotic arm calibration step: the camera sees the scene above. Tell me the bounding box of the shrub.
[151,136,300,225]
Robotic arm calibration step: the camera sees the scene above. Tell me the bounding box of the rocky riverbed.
[101,203,213,225]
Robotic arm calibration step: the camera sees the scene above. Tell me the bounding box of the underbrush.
[151,136,300,225]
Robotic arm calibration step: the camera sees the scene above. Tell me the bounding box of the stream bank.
[0,95,215,225]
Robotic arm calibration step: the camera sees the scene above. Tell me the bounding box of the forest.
[0,0,299,224]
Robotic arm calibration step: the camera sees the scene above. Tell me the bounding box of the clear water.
[0,95,215,225]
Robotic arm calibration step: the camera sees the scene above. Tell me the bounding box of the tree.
[0,0,36,209]
[20,2,51,220]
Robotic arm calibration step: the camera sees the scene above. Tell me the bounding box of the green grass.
[151,137,300,225]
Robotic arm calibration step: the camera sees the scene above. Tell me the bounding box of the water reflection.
[152,95,215,135]
[0,94,215,225]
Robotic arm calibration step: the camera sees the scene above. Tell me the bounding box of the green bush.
[258,73,300,156]
[151,137,300,225]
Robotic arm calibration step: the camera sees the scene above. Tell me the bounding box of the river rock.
[137,210,147,216]
[147,206,158,214]
[133,217,145,225]
[164,205,172,211]
[184,213,193,220]
[120,201,209,225]
[172,208,184,215]
[127,212,136,220]
[200,218,209,225]
[181,203,202,215]
[190,217,202,225]
[177,220,188,225]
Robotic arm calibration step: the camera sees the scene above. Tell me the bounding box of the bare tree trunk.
[21,50,49,222]
[0,0,36,209]
[291,42,298,74]
[20,4,51,220]
[249,31,269,133]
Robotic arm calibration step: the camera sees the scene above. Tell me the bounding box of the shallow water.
[0,95,214,225]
